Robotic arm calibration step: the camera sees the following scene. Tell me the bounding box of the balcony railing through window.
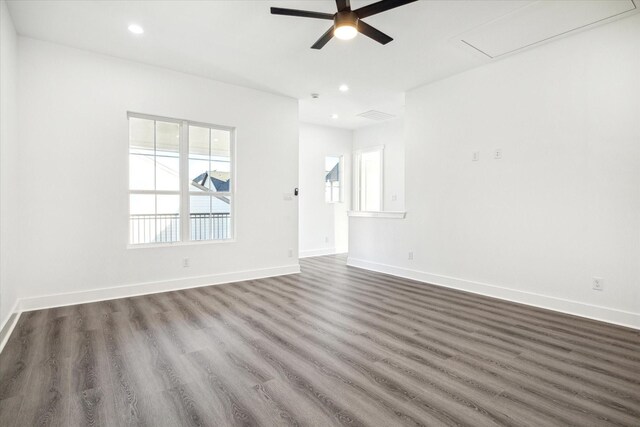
[129,212,231,244]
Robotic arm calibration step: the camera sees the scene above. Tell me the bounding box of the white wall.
[299,123,351,256]
[14,37,299,309]
[0,0,19,330]
[349,15,640,328]
[353,118,405,211]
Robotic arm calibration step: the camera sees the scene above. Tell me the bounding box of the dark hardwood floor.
[1,255,639,426]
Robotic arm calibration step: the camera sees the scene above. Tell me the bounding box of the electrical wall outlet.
[325,236,329,243]
[408,251,413,260]
[472,151,480,161]
[288,249,293,258]
[182,258,190,268]
[593,277,604,291]
[494,149,502,159]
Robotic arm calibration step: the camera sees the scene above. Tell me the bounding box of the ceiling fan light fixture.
[334,24,357,40]
[334,11,358,40]
[270,0,418,49]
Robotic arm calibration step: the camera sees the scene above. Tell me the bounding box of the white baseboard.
[347,257,640,330]
[17,264,301,313]
[0,299,21,353]
[299,248,339,258]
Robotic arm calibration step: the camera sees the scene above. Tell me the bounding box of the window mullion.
[153,120,158,243]
[208,128,213,240]
[179,120,190,242]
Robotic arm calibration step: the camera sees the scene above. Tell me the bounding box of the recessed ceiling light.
[339,84,349,92]
[128,24,144,35]
[331,114,339,119]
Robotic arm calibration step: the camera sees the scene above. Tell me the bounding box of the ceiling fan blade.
[353,0,418,19]
[357,20,393,45]
[336,0,351,12]
[270,7,334,20]
[311,26,335,49]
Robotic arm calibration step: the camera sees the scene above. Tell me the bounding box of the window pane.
[130,194,156,244]
[189,126,232,193]
[129,117,154,150]
[212,195,232,240]
[156,155,179,191]
[211,129,230,157]
[129,117,155,191]
[129,153,155,191]
[189,159,212,192]
[190,195,212,241]
[189,126,210,192]
[189,125,209,156]
[156,195,180,243]
[208,167,230,192]
[211,129,232,191]
[155,121,179,152]
[155,121,180,191]
[190,194,232,241]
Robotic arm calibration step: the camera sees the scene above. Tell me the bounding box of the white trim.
[346,257,640,330]
[348,211,406,219]
[353,145,385,154]
[127,111,234,132]
[299,248,342,258]
[0,299,21,353]
[17,264,300,313]
[127,238,236,249]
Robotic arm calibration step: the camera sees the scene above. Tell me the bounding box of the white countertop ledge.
[347,211,407,219]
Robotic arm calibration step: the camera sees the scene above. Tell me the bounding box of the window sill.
[347,211,406,219]
[127,239,236,249]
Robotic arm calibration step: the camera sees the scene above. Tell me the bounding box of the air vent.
[357,110,396,121]
[460,0,637,58]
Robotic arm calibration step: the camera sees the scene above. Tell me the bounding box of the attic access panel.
[460,0,637,58]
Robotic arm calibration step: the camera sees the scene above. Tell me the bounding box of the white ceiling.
[6,0,638,129]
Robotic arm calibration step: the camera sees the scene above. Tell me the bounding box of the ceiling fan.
[271,0,418,49]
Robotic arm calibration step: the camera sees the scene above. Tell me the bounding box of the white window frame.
[325,154,343,204]
[127,112,236,247]
[353,145,384,212]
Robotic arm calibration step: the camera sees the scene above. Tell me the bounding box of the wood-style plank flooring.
[1,255,639,426]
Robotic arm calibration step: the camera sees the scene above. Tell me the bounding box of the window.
[354,146,383,211]
[325,155,342,203]
[128,113,234,245]
[188,124,232,241]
